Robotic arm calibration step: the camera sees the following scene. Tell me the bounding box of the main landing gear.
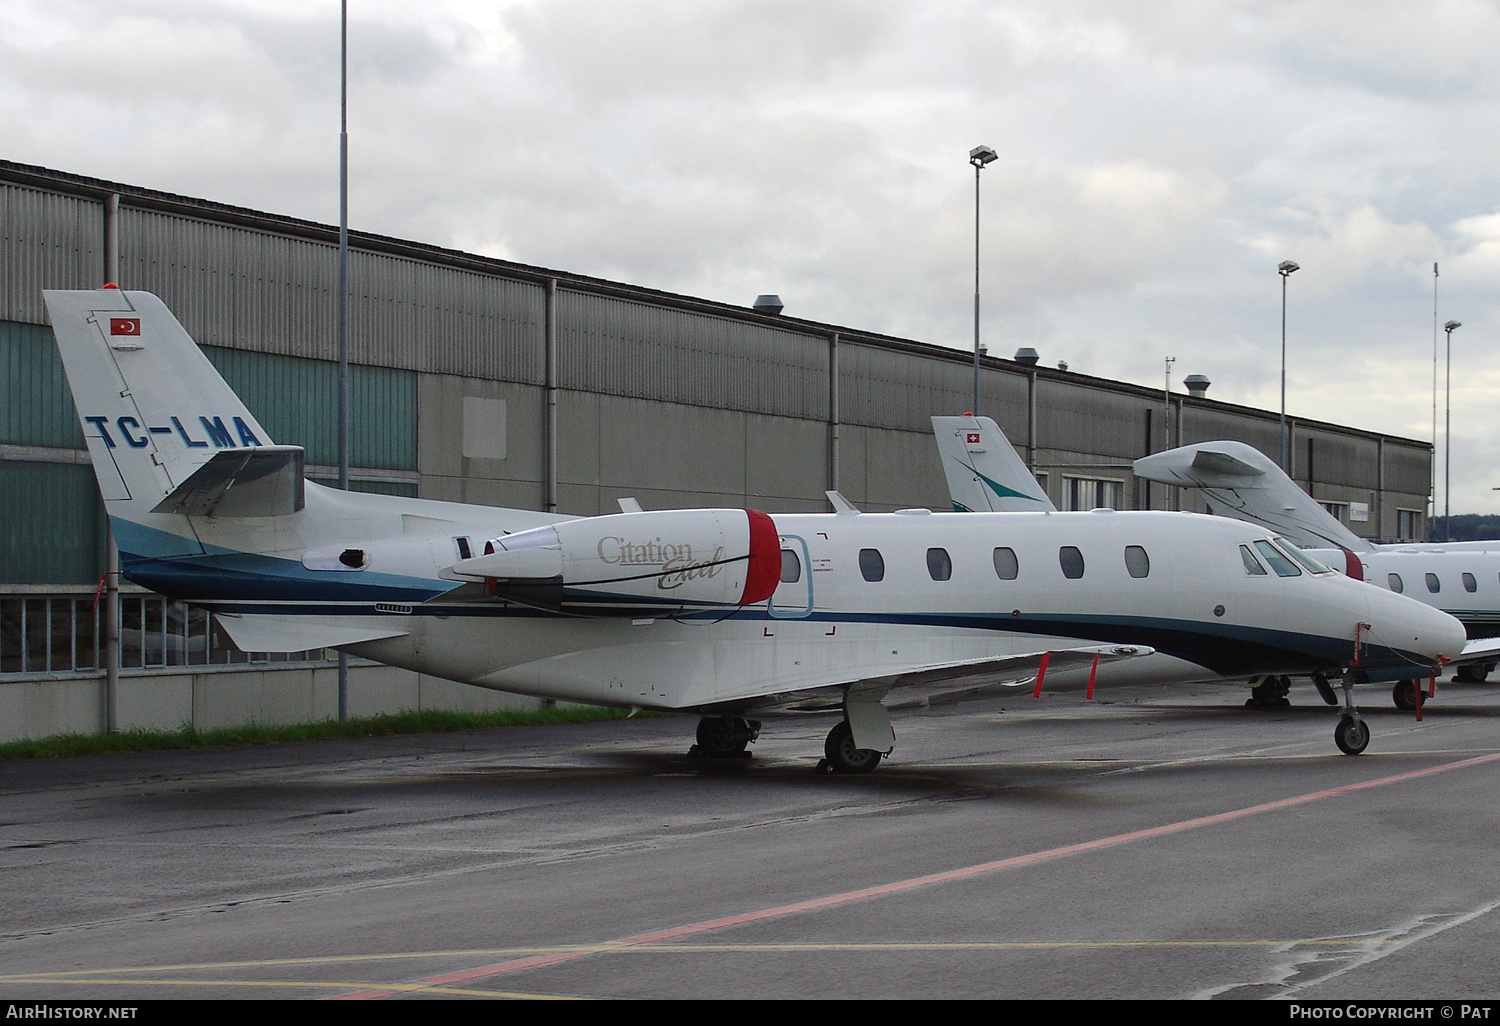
[1245,675,1291,708]
[1392,679,1421,712]
[816,720,884,775]
[1454,662,1494,684]
[691,716,760,759]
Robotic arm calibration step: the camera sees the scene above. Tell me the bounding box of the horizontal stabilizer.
[152,446,305,517]
[213,613,409,653]
[1190,449,1265,478]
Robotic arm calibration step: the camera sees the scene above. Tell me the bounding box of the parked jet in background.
[1134,440,1500,708]
[45,289,1467,765]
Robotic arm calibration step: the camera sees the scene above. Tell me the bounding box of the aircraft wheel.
[695,716,749,757]
[823,720,882,774]
[1334,715,1370,756]
[1455,663,1492,684]
[1392,680,1418,711]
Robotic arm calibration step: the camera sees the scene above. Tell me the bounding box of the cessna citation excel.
[46,290,1466,769]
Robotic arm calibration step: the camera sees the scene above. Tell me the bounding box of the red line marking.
[335,751,1500,999]
[1086,653,1100,701]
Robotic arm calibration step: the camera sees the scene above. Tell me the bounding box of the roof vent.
[1183,374,1211,398]
[1057,360,1069,372]
[752,294,784,315]
[1013,347,1039,366]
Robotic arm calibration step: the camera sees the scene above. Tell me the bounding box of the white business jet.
[1133,439,1500,709]
[46,289,1465,768]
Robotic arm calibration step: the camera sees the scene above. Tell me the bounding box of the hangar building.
[0,160,1432,740]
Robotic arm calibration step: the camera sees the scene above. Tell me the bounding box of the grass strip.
[0,705,651,761]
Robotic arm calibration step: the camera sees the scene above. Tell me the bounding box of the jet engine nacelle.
[450,508,781,616]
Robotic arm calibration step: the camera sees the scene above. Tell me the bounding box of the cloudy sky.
[5,1,1500,512]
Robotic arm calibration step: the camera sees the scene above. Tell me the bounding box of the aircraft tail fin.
[43,289,290,521]
[931,415,1055,512]
[1133,440,1374,553]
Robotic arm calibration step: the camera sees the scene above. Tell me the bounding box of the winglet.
[826,490,861,515]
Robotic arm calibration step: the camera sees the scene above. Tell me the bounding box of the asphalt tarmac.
[3,678,1499,1000]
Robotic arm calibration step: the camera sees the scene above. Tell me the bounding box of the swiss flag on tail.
[109,317,140,336]
[966,433,980,444]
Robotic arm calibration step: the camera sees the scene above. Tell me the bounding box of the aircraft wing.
[1457,636,1500,665]
[748,644,1153,714]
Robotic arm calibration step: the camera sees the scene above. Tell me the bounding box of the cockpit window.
[1240,545,1268,576]
[1273,537,1334,575]
[1253,540,1301,577]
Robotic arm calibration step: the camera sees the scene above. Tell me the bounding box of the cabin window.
[859,548,885,582]
[455,536,473,561]
[1426,572,1441,594]
[1464,572,1477,593]
[1388,573,1404,593]
[927,547,953,582]
[1253,540,1300,577]
[780,549,801,584]
[1059,546,1085,580]
[1240,545,1268,576]
[993,547,1019,580]
[1124,545,1150,579]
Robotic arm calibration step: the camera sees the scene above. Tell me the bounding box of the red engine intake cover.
[740,509,781,605]
[1342,548,1364,581]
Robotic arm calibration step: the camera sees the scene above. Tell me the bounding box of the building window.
[1397,509,1423,541]
[927,548,952,582]
[1,593,330,676]
[993,547,1019,580]
[858,549,885,582]
[1319,501,1349,524]
[1063,477,1124,511]
[1124,545,1150,578]
[1059,546,1085,579]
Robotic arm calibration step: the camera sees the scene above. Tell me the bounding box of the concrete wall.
[0,661,543,743]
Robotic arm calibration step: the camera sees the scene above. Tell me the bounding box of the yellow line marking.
[0,937,1393,984]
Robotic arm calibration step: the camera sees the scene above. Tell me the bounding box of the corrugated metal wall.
[558,291,828,419]
[0,322,84,449]
[119,208,545,382]
[0,186,102,325]
[202,346,416,470]
[0,462,104,584]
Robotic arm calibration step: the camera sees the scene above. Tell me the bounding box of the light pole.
[970,145,998,416]
[1445,319,1461,541]
[1278,260,1299,470]
[337,0,351,720]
